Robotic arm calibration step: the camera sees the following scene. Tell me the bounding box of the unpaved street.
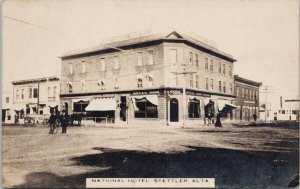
[2,122,299,188]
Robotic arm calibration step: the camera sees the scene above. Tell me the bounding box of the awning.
[85,97,116,111]
[14,104,25,111]
[132,95,158,105]
[218,100,228,111]
[72,98,90,103]
[220,102,237,113]
[189,96,200,101]
[48,102,60,108]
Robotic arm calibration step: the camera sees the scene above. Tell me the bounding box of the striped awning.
[85,97,116,111]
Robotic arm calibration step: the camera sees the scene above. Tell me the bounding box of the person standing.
[60,110,68,134]
[48,112,56,134]
[253,113,257,122]
[215,113,222,127]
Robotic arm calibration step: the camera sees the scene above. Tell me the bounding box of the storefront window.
[134,98,158,118]
[188,99,200,118]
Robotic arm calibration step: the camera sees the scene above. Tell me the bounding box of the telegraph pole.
[172,63,196,128]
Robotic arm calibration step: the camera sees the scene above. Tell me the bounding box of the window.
[190,74,193,88]
[148,50,154,65]
[210,79,214,90]
[249,90,252,99]
[53,86,57,97]
[189,52,193,64]
[195,54,199,67]
[223,64,226,75]
[6,97,9,104]
[113,77,119,89]
[29,88,32,98]
[236,87,239,97]
[223,82,226,93]
[137,52,143,66]
[229,66,232,76]
[195,75,199,89]
[33,88,38,98]
[69,64,73,75]
[21,89,24,99]
[190,52,193,64]
[47,87,51,97]
[188,99,200,118]
[98,80,105,90]
[241,88,244,97]
[16,90,19,100]
[229,83,233,94]
[210,60,214,71]
[81,61,86,73]
[100,58,106,71]
[245,89,248,98]
[137,77,143,88]
[218,62,221,73]
[134,98,158,118]
[81,81,85,91]
[170,49,177,66]
[146,74,154,87]
[114,56,119,69]
[205,78,209,90]
[67,83,72,93]
[219,81,222,92]
[205,57,208,70]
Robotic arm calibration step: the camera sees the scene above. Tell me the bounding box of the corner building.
[60,31,237,126]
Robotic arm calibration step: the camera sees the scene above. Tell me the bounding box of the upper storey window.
[229,65,232,76]
[195,54,199,67]
[100,58,106,71]
[210,60,214,72]
[81,61,86,73]
[205,57,208,70]
[189,52,193,64]
[137,52,143,66]
[68,64,73,75]
[148,50,154,65]
[114,56,119,70]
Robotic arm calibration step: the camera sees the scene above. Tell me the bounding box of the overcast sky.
[3,0,299,109]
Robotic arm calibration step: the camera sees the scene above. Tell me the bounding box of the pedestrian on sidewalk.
[253,113,257,122]
[60,110,68,134]
[215,113,222,127]
[48,112,56,134]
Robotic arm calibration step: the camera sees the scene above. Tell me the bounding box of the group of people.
[48,110,69,134]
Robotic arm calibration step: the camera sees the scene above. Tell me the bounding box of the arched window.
[137,74,143,88]
[97,79,105,90]
[67,82,72,93]
[81,80,85,92]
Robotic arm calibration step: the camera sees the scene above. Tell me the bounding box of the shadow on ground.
[15,144,299,188]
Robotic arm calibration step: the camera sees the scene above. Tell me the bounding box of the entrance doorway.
[120,96,127,121]
[170,98,179,122]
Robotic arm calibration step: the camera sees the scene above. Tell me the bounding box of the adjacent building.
[2,91,13,123]
[60,31,237,126]
[233,75,262,121]
[12,76,60,123]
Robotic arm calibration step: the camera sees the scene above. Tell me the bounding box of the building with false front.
[233,75,262,121]
[60,31,237,126]
[12,76,60,123]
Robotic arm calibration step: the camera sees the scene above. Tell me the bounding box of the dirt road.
[2,122,299,188]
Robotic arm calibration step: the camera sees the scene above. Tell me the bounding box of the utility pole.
[172,63,196,128]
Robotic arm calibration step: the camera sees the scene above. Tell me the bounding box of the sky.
[3,0,299,109]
